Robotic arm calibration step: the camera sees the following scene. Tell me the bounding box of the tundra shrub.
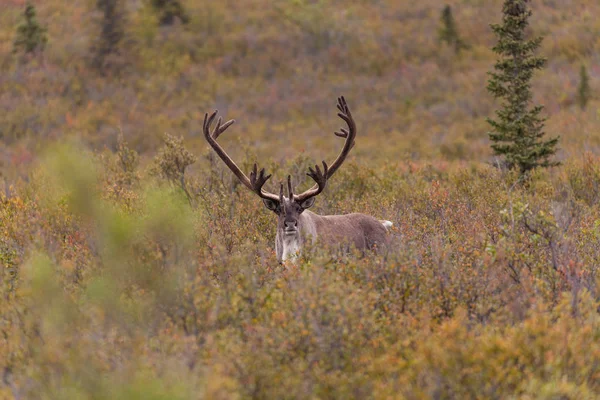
[13,3,47,56]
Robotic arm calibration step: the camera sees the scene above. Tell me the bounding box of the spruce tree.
[13,3,48,55]
[577,64,590,110]
[487,0,559,175]
[438,5,467,54]
[90,0,126,72]
[149,0,190,26]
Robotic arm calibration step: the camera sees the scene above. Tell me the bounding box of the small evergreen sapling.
[13,3,48,56]
[149,0,190,26]
[90,0,126,72]
[438,5,467,54]
[487,0,559,175]
[577,64,591,110]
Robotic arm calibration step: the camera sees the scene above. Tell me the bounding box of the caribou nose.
[284,221,297,230]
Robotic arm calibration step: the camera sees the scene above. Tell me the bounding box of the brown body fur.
[275,209,390,262]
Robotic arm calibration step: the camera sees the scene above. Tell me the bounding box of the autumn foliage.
[1,0,600,398]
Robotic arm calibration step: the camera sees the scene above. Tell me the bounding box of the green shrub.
[12,3,47,56]
[438,5,468,54]
[577,64,591,110]
[91,0,127,73]
[148,0,190,26]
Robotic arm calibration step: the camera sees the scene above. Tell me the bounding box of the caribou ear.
[262,198,280,213]
[300,197,316,210]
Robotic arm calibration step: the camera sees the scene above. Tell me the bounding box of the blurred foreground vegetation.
[2,0,600,398]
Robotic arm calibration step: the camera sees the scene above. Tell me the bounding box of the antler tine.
[334,128,349,138]
[203,110,279,202]
[295,161,328,202]
[287,175,293,200]
[327,96,356,178]
[295,96,356,201]
[203,111,218,138]
[279,182,284,203]
[216,119,234,137]
[212,115,235,140]
[249,163,279,201]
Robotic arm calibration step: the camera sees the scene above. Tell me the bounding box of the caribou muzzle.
[284,221,298,235]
